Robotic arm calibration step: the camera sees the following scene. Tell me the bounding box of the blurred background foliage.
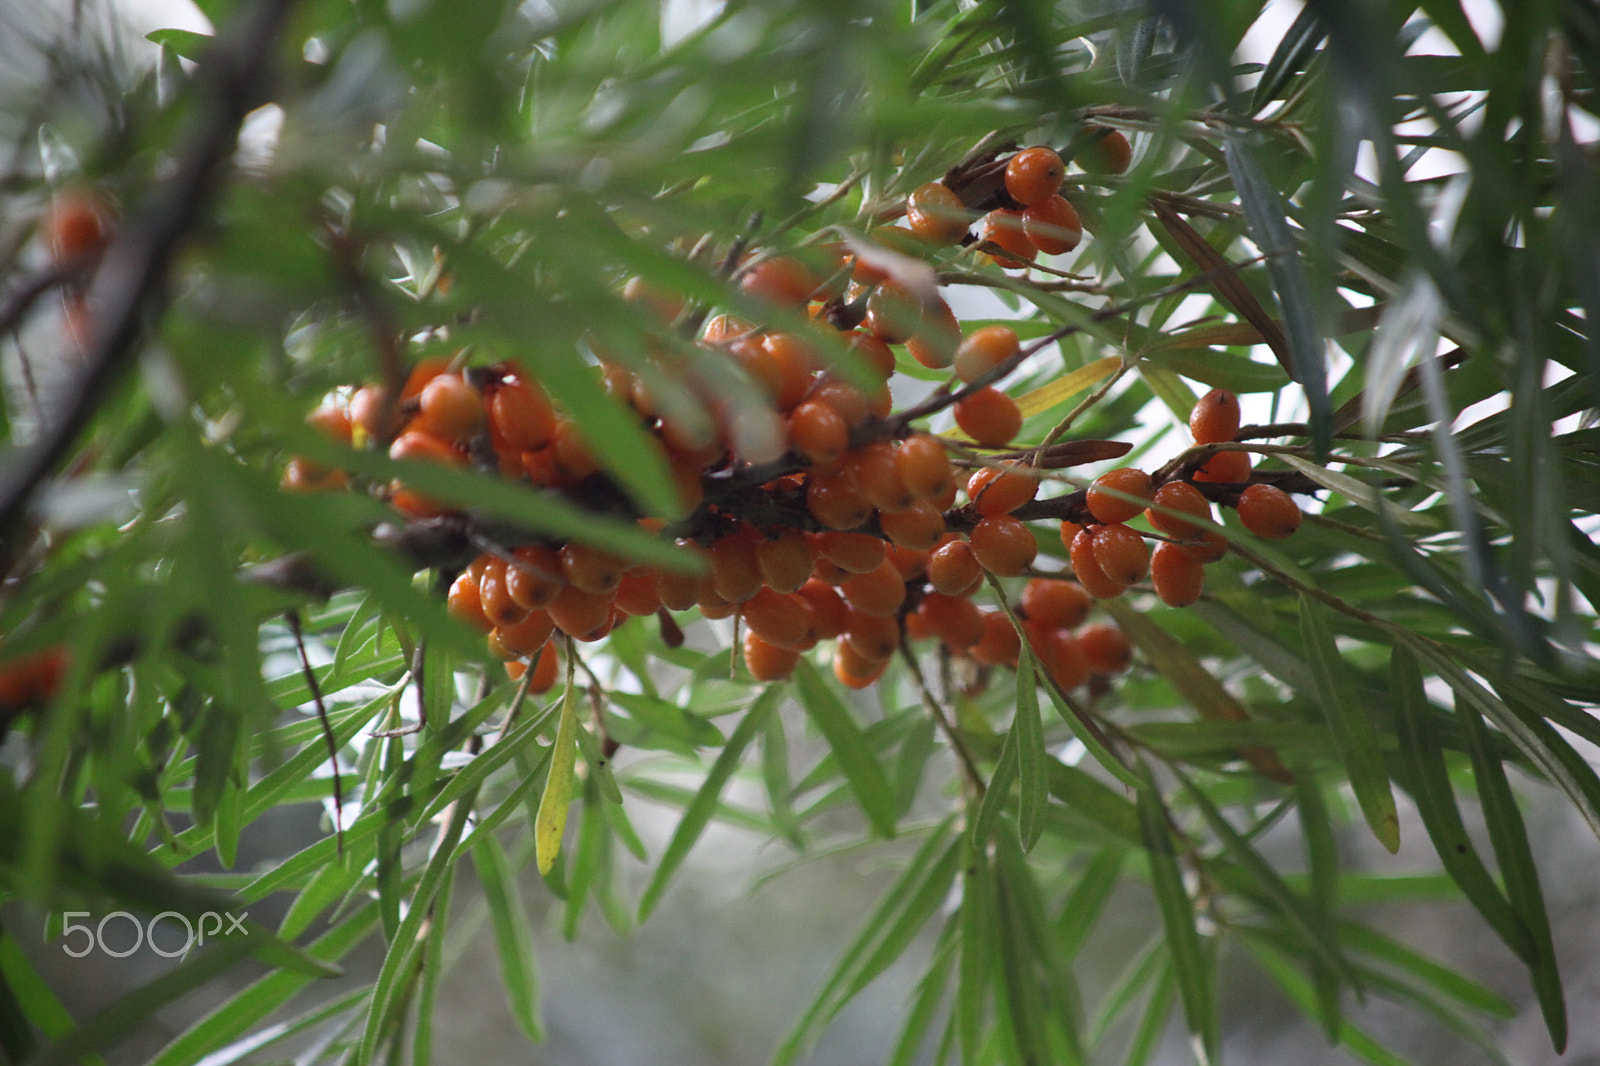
[0,0,1597,1063]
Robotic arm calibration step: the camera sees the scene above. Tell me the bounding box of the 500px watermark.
[59,911,248,959]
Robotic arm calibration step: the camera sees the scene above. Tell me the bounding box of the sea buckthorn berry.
[1082,126,1133,175]
[840,559,908,617]
[1189,387,1241,444]
[1180,529,1230,564]
[741,255,820,307]
[1058,520,1084,552]
[918,592,985,649]
[349,384,393,441]
[623,275,686,323]
[389,429,464,467]
[978,208,1036,265]
[43,187,113,264]
[878,499,946,551]
[401,357,453,401]
[954,387,1023,447]
[756,529,815,594]
[1045,630,1091,691]
[809,377,871,428]
[1145,481,1212,541]
[730,337,786,405]
[1005,146,1066,206]
[548,583,613,638]
[1193,448,1252,484]
[969,514,1037,576]
[929,538,983,596]
[763,332,820,411]
[953,325,1020,384]
[905,297,962,370]
[864,281,926,344]
[613,570,663,617]
[655,548,704,612]
[1086,466,1153,524]
[1237,483,1302,539]
[967,461,1040,517]
[796,580,850,639]
[1069,526,1129,599]
[414,373,484,443]
[479,557,532,629]
[896,434,954,500]
[843,610,901,663]
[834,642,888,689]
[844,331,898,383]
[550,419,600,481]
[1021,195,1082,255]
[1150,539,1206,607]
[496,609,556,657]
[509,642,561,694]
[742,588,813,649]
[307,403,353,445]
[789,400,849,465]
[1019,577,1092,630]
[1077,623,1132,675]
[281,457,348,493]
[849,442,916,513]
[744,632,801,682]
[807,470,874,530]
[448,571,492,632]
[709,531,764,604]
[560,542,625,597]
[1091,523,1150,586]
[490,376,557,452]
[884,543,930,580]
[702,313,754,344]
[811,530,886,574]
[906,181,971,246]
[970,610,1022,667]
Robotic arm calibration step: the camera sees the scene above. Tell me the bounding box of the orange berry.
[1237,483,1302,539]
[307,402,353,445]
[743,588,813,649]
[928,539,984,597]
[789,400,849,465]
[809,377,871,428]
[1078,623,1132,675]
[1150,540,1205,607]
[966,461,1039,517]
[834,642,888,689]
[1021,195,1082,255]
[550,419,600,481]
[842,330,897,383]
[904,298,962,370]
[1019,577,1091,629]
[863,281,926,344]
[1044,629,1091,691]
[905,181,971,245]
[1180,529,1230,564]
[878,499,946,550]
[919,592,985,649]
[547,583,614,638]
[479,556,532,629]
[970,610,1022,666]
[448,570,492,632]
[414,373,484,443]
[389,429,464,467]
[969,514,1037,576]
[1082,126,1132,175]
[1058,519,1084,552]
[42,187,112,264]
[953,325,1020,384]
[401,357,452,401]
[978,208,1036,265]
[896,434,954,500]
[796,580,850,639]
[500,545,562,612]
[1004,146,1066,205]
[623,275,686,324]
[884,543,930,580]
[848,442,916,513]
[806,471,873,530]
[1091,523,1150,586]
[810,530,887,574]
[496,609,556,657]
[762,333,819,411]
[708,531,764,604]
[281,457,348,493]
[843,609,901,662]
[512,641,561,694]
[744,631,801,682]
[1145,481,1212,541]
[953,387,1022,447]
[613,570,663,617]
[741,255,819,307]
[839,559,907,617]
[755,528,815,594]
[560,542,625,597]
[1189,388,1241,445]
[702,313,754,344]
[1068,526,1129,599]
[1193,448,1252,484]
[489,376,557,451]
[656,546,705,612]
[1085,466,1153,524]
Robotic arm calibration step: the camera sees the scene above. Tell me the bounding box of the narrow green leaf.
[1014,644,1048,852]
[636,689,776,922]
[1241,932,1412,1066]
[1390,645,1535,962]
[1339,922,1514,1018]
[537,688,582,877]
[1055,847,1126,961]
[472,835,543,1042]
[887,932,957,1066]
[1298,595,1400,851]
[956,844,995,1063]
[144,28,213,61]
[1135,770,1217,1060]
[792,660,899,838]
[1250,4,1325,112]
[1298,772,1343,1038]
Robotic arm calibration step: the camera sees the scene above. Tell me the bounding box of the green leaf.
[1250,4,1325,113]
[472,835,543,1043]
[144,28,214,61]
[792,660,899,838]
[636,689,776,922]
[1013,644,1048,852]
[1298,595,1400,852]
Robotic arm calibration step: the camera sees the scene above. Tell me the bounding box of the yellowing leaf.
[1016,356,1120,420]
[535,691,581,875]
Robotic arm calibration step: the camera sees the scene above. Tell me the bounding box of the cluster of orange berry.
[280,134,1301,702]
